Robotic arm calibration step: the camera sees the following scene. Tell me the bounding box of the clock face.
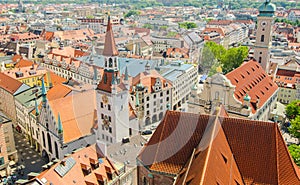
[102,95,108,104]
[261,21,267,27]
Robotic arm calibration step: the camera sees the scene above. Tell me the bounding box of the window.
[109,127,112,133]
[166,97,169,101]
[100,102,103,108]
[259,57,262,63]
[0,157,4,165]
[5,136,9,143]
[108,104,111,111]
[101,114,104,119]
[146,97,150,101]
[109,116,111,122]
[260,35,265,42]
[146,104,149,108]
[160,92,163,97]
[153,94,156,99]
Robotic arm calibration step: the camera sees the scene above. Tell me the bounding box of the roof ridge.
[199,113,220,184]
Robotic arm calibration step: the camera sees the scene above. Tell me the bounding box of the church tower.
[254,0,276,74]
[96,13,131,144]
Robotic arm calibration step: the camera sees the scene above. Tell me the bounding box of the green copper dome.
[243,94,251,101]
[258,0,276,17]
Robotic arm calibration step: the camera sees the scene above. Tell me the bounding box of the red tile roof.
[15,59,34,68]
[174,110,243,185]
[102,16,119,57]
[0,72,23,94]
[226,60,278,113]
[34,144,118,185]
[47,83,72,101]
[138,111,300,184]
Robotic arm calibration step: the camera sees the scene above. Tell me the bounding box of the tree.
[178,22,197,29]
[200,44,216,73]
[288,116,300,139]
[286,100,300,120]
[159,26,168,31]
[124,10,140,18]
[220,46,248,74]
[288,144,300,166]
[142,24,153,29]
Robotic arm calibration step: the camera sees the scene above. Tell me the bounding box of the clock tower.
[254,0,276,73]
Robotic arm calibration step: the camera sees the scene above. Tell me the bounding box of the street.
[13,130,47,181]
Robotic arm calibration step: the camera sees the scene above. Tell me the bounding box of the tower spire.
[103,13,118,57]
[41,77,47,106]
[57,113,63,134]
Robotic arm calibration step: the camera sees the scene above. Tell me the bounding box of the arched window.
[55,142,59,159]
[152,115,157,123]
[47,133,52,153]
[105,59,108,67]
[42,132,45,147]
[259,57,262,63]
[159,112,164,120]
[260,35,265,42]
[114,58,117,67]
[109,58,113,67]
[215,91,219,100]
[143,177,148,185]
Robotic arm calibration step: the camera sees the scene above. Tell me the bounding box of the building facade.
[189,61,278,121]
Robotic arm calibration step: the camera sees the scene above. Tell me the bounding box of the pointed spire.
[35,99,39,116]
[124,66,129,81]
[103,13,119,57]
[57,113,63,134]
[41,77,47,104]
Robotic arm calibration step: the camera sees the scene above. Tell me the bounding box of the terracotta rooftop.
[0,72,23,94]
[131,70,171,93]
[226,60,278,113]
[102,16,119,57]
[138,111,300,184]
[48,90,97,143]
[15,58,34,68]
[46,83,72,101]
[34,144,118,185]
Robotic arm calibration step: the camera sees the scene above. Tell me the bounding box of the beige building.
[189,60,278,121]
[274,57,300,104]
[0,112,18,169]
[0,73,30,123]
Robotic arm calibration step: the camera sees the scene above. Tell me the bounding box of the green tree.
[179,22,197,29]
[289,116,300,139]
[288,144,300,166]
[159,26,168,31]
[200,44,216,73]
[142,23,153,29]
[124,10,140,18]
[221,46,248,74]
[286,100,300,119]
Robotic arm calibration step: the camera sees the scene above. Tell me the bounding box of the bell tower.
[254,0,276,74]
